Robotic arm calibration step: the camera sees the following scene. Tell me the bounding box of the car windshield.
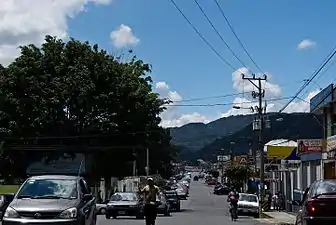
[17,179,77,199]
[316,180,336,195]
[110,193,137,201]
[240,194,257,203]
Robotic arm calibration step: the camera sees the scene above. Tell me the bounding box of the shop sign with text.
[297,139,324,154]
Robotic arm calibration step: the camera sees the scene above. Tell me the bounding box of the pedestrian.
[138,177,160,225]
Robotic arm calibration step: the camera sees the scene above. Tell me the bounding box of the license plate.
[118,211,126,215]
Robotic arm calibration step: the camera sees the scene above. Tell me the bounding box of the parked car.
[96,203,107,215]
[213,184,230,195]
[0,194,15,220]
[106,192,144,219]
[164,190,181,211]
[156,194,170,216]
[237,193,259,218]
[293,179,336,224]
[175,184,188,200]
[206,179,217,185]
[2,175,96,225]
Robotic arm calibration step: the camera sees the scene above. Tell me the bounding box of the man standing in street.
[139,177,160,225]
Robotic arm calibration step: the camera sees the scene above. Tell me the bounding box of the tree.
[224,164,254,188]
[0,35,176,179]
[209,170,220,178]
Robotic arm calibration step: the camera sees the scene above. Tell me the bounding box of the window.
[239,194,257,202]
[316,180,336,195]
[110,193,137,201]
[17,179,78,199]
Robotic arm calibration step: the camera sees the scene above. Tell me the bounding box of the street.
[97,180,270,225]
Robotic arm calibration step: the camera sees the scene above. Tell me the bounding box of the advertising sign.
[327,135,336,152]
[297,139,324,154]
[217,155,229,162]
[310,84,333,113]
[266,146,296,159]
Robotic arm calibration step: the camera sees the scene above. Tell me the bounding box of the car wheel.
[164,207,170,216]
[99,208,106,215]
[253,213,259,218]
[112,215,117,219]
[176,203,181,212]
[136,212,144,219]
[105,214,111,219]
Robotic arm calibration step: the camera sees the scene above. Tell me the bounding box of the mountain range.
[170,113,324,161]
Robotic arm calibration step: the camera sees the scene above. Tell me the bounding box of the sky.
[1,0,336,127]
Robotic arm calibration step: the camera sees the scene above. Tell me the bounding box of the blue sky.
[2,0,336,127]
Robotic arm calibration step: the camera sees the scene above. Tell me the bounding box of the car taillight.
[307,199,317,214]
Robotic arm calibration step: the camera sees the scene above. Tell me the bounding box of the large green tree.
[0,35,176,179]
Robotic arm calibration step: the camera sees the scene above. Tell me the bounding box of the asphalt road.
[97,180,272,225]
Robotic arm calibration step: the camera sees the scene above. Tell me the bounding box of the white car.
[237,193,259,217]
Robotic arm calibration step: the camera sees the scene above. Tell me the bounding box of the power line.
[166,96,293,107]
[173,79,307,103]
[279,46,336,112]
[193,0,248,69]
[168,0,237,70]
[213,0,264,73]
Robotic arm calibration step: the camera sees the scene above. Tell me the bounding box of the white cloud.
[155,81,210,127]
[110,24,139,48]
[222,67,320,117]
[297,39,316,50]
[157,68,322,127]
[0,0,112,66]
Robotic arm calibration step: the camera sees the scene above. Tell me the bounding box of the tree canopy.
[224,164,255,188]
[0,35,177,179]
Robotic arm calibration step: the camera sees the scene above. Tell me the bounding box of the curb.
[261,213,295,225]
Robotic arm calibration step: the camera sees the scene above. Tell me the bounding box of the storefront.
[300,153,322,187]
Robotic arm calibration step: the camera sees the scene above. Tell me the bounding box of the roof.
[264,139,297,152]
[28,175,80,180]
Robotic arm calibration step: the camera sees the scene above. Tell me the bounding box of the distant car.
[206,179,217,185]
[2,175,96,225]
[106,192,144,219]
[237,193,259,218]
[213,184,230,195]
[164,190,181,211]
[294,179,336,224]
[157,194,170,216]
[0,194,15,220]
[175,184,188,200]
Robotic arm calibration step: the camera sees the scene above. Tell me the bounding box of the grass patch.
[0,185,20,194]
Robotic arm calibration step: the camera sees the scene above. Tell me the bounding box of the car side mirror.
[83,194,93,201]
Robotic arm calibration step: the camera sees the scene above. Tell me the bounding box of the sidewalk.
[263,211,296,225]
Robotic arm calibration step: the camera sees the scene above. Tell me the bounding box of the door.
[79,179,95,225]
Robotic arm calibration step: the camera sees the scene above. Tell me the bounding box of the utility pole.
[146,147,149,176]
[242,73,267,217]
[132,148,137,176]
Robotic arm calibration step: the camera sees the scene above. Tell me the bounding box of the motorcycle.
[229,204,238,221]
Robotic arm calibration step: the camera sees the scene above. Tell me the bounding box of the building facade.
[310,83,336,179]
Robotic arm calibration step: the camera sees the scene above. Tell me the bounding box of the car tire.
[105,214,111,219]
[136,212,144,219]
[164,207,170,216]
[253,213,259,218]
[112,215,117,219]
[176,203,181,212]
[99,208,106,215]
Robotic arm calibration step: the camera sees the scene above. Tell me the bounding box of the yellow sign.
[267,146,295,159]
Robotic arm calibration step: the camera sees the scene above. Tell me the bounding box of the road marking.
[253,218,275,224]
